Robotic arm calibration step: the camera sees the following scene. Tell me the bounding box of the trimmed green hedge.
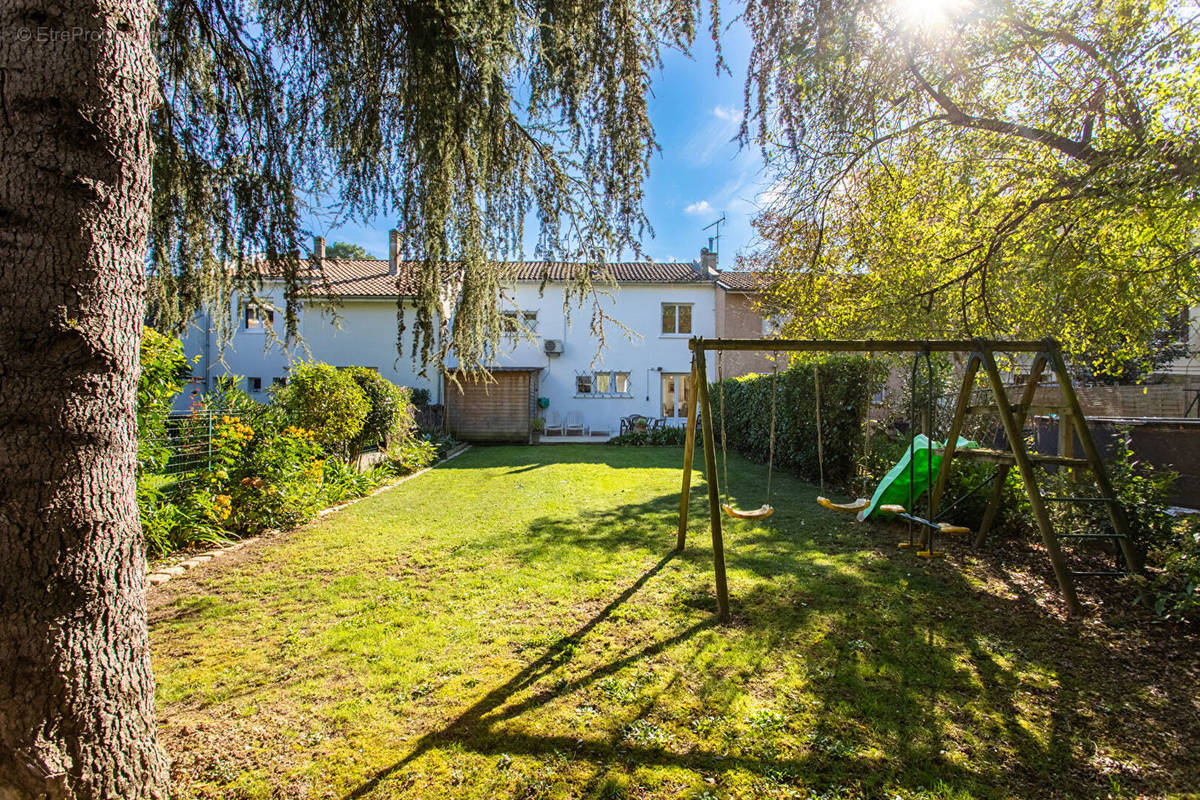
[712,354,880,486]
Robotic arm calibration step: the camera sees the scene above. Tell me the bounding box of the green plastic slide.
[856,434,975,522]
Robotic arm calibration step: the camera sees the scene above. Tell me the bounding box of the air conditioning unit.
[544,339,564,355]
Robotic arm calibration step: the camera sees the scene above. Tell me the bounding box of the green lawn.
[150,445,1198,800]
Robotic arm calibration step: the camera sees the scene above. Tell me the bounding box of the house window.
[576,371,631,397]
[661,373,691,417]
[247,376,263,392]
[1169,308,1192,344]
[762,313,784,337]
[244,306,274,330]
[272,376,288,388]
[502,310,538,334]
[661,303,692,335]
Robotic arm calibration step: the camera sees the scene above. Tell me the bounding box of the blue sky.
[305,18,768,270]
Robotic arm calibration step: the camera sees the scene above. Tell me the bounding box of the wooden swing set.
[675,337,1142,622]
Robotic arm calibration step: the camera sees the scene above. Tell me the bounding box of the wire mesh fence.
[141,410,218,476]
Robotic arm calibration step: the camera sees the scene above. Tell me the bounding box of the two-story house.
[179,233,775,441]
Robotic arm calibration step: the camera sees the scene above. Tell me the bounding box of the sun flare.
[895,0,968,27]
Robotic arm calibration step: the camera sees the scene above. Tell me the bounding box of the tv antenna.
[703,214,727,254]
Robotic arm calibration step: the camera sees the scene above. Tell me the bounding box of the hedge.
[711,354,880,486]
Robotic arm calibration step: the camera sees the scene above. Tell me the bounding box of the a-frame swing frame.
[676,337,1141,621]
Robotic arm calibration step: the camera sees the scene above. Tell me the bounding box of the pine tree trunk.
[0,1,168,797]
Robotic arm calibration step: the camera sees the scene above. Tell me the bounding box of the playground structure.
[676,338,1142,621]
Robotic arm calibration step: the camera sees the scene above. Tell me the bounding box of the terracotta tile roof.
[505,261,709,284]
[715,270,772,292]
[270,259,711,297]
[305,259,422,297]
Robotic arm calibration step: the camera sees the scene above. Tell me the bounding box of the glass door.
[661,373,691,418]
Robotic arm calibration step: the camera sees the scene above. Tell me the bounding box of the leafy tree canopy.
[324,241,376,260]
[147,0,706,371]
[742,0,1200,372]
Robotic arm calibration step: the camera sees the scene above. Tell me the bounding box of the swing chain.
[718,351,730,507]
[767,353,777,504]
[813,360,825,493]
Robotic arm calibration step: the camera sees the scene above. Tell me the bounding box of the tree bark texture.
[0,1,167,797]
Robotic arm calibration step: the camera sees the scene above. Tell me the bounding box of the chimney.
[699,245,718,276]
[313,235,325,262]
[388,229,400,276]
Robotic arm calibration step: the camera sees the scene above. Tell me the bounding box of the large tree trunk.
[0,1,168,798]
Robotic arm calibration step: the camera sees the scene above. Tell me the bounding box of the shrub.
[138,479,232,556]
[387,438,440,474]
[345,367,414,459]
[1038,429,1197,621]
[714,354,882,486]
[138,328,189,471]
[421,431,458,459]
[1144,519,1200,622]
[410,386,431,407]
[321,458,395,504]
[272,362,369,456]
[608,426,695,447]
[202,376,279,429]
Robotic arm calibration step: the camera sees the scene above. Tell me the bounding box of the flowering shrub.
[136,333,444,556]
[226,424,325,533]
[137,328,189,471]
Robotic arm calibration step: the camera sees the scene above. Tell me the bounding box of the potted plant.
[530,415,546,442]
[633,415,648,433]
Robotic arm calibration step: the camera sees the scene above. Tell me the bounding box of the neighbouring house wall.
[719,291,775,377]
[176,293,438,410]
[1161,304,1200,382]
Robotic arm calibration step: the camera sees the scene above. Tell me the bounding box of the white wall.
[179,280,722,435]
[490,281,718,433]
[177,291,439,409]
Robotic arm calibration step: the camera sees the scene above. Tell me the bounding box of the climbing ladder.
[928,343,1142,613]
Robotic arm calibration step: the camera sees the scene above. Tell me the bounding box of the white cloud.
[712,105,740,123]
[755,179,789,210]
[681,106,743,165]
[684,200,714,216]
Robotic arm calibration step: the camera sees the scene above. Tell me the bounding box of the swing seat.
[937,522,971,535]
[721,503,774,520]
[817,496,869,513]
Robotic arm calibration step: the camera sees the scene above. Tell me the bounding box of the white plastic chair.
[565,410,586,436]
[544,410,564,436]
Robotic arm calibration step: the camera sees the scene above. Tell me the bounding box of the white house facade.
[178,235,771,440]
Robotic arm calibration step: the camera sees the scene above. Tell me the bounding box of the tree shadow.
[338,447,1195,798]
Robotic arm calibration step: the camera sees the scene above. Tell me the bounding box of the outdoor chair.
[565,411,586,436]
[544,410,564,436]
[620,414,648,434]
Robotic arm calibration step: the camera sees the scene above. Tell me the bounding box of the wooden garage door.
[445,371,530,442]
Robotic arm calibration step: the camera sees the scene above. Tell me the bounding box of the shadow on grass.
[344,447,1192,799]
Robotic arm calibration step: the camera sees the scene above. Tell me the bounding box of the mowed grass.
[151,445,1198,800]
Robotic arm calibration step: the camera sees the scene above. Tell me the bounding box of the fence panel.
[142,410,217,476]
